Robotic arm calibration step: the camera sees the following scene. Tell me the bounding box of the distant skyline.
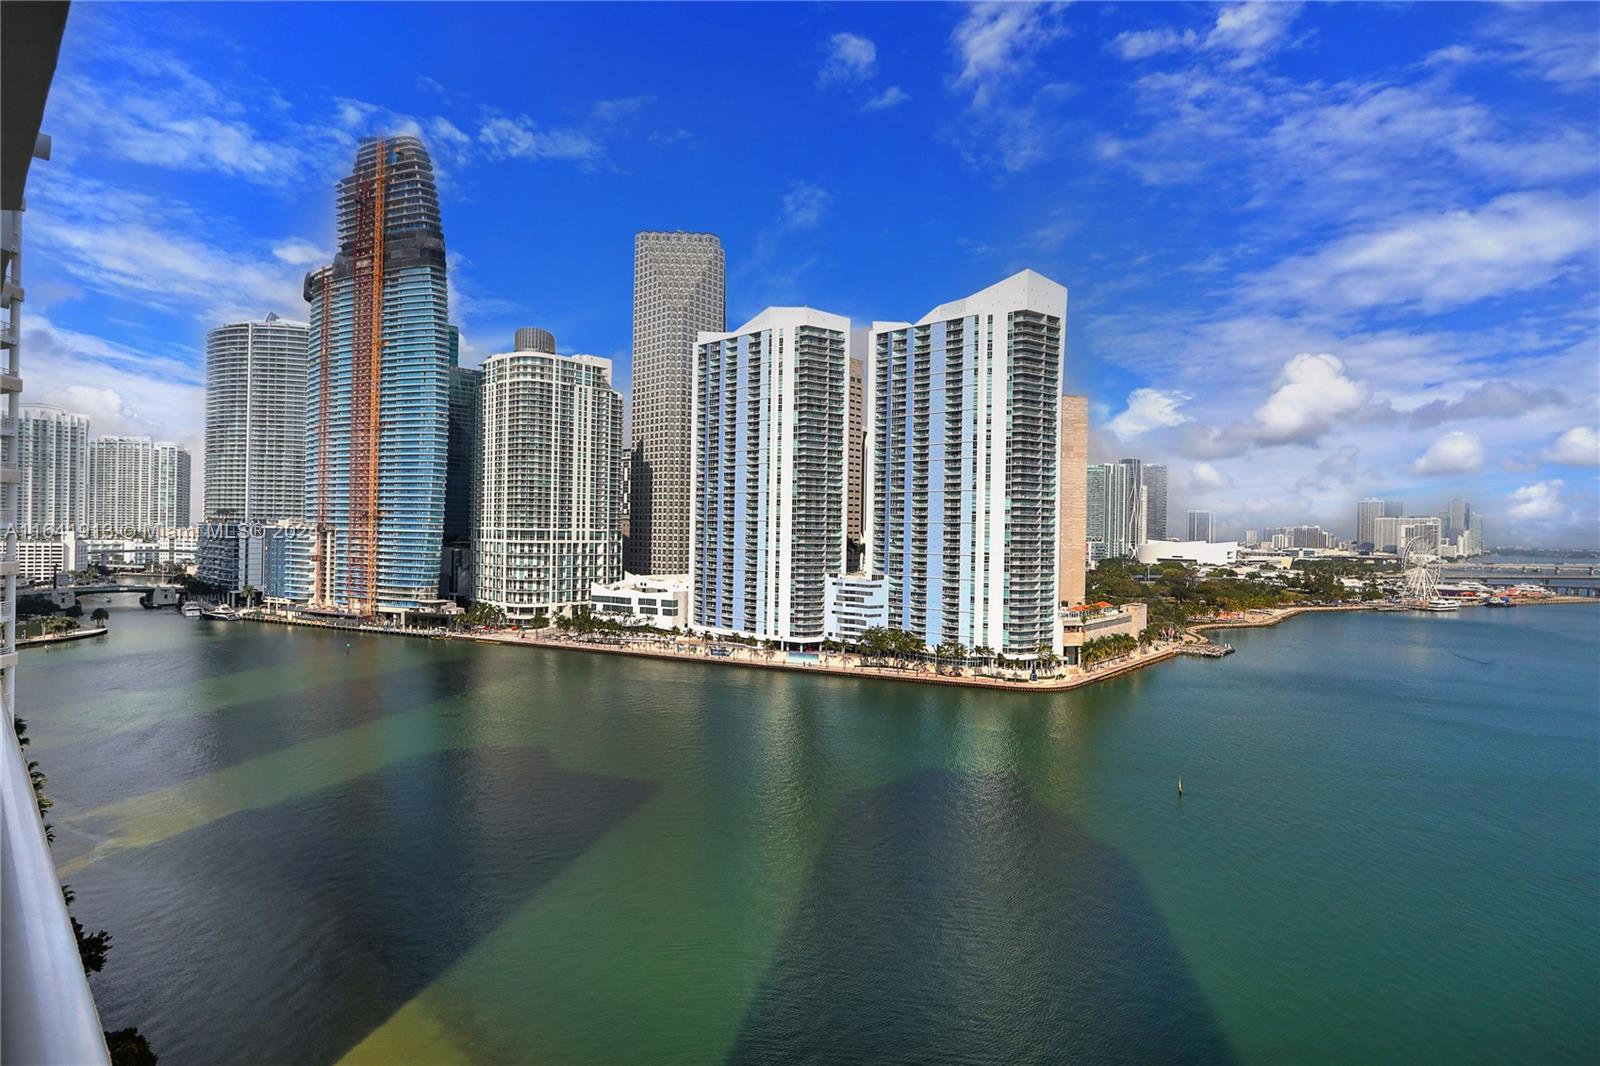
[20,2,1600,545]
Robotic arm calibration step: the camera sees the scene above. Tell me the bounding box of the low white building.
[824,573,888,643]
[17,533,83,583]
[1135,539,1239,566]
[588,574,689,629]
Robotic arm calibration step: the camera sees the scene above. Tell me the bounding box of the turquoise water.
[21,602,1600,1063]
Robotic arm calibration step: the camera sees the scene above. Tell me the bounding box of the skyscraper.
[476,330,624,620]
[1446,496,1472,539]
[628,231,725,576]
[204,313,308,523]
[692,307,847,645]
[870,271,1065,660]
[151,442,191,528]
[87,436,152,534]
[301,135,451,615]
[440,355,481,599]
[1087,458,1146,562]
[1059,394,1088,605]
[17,405,88,534]
[847,354,866,553]
[1186,509,1215,542]
[1144,463,1168,540]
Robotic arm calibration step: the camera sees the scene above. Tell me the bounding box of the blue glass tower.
[298,135,450,615]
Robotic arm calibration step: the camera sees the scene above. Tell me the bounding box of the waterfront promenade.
[243,610,1185,693]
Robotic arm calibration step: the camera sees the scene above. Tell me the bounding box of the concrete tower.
[628,231,724,576]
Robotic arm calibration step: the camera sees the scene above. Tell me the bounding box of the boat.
[1485,596,1514,608]
[1424,598,1460,612]
[182,602,202,618]
[201,606,239,621]
[1177,776,1183,797]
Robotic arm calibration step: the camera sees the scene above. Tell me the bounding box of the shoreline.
[236,595,1596,694]
[242,611,1182,693]
[17,625,109,649]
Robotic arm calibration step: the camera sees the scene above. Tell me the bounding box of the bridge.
[27,583,185,609]
[1440,565,1600,597]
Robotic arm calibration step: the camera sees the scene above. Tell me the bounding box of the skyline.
[18,1,1600,545]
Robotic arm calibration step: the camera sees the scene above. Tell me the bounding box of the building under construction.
[295,135,451,616]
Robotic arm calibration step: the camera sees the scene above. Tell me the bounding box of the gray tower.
[627,231,725,576]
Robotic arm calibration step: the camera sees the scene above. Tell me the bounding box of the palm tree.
[90,607,110,627]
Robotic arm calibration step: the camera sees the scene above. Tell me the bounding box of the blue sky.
[24,1,1600,546]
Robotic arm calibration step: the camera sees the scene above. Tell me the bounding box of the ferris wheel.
[1403,537,1441,602]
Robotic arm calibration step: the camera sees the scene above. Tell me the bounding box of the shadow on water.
[73,746,657,1065]
[37,654,500,813]
[729,770,1234,1065]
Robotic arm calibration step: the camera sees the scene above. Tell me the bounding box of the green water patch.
[39,652,517,813]
[69,746,657,1065]
[729,769,1233,1064]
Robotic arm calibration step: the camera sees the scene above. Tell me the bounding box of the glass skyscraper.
[869,270,1066,660]
[299,135,450,614]
[692,307,848,644]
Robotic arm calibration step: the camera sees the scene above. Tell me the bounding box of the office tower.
[693,307,847,644]
[151,442,191,528]
[302,135,451,615]
[1059,394,1088,604]
[847,354,866,552]
[17,405,88,534]
[87,436,153,534]
[1397,516,1442,556]
[440,360,481,598]
[628,231,725,576]
[1144,463,1168,540]
[1355,497,1395,551]
[204,313,308,524]
[476,330,624,620]
[1087,458,1147,561]
[1186,509,1215,542]
[870,271,1065,659]
[1446,496,1470,539]
[1469,513,1484,556]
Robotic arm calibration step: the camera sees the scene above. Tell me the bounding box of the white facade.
[1087,459,1147,563]
[868,271,1065,659]
[87,436,151,535]
[204,314,308,524]
[476,338,625,620]
[1136,539,1239,566]
[589,573,689,629]
[17,405,88,535]
[824,573,888,643]
[151,442,191,529]
[1185,509,1215,542]
[691,307,848,645]
[17,533,82,583]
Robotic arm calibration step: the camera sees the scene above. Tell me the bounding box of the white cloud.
[1258,192,1597,315]
[31,174,311,322]
[478,115,604,165]
[818,32,877,88]
[1542,426,1600,467]
[1506,480,1567,521]
[1110,26,1198,61]
[863,86,912,111]
[1411,431,1486,476]
[780,181,833,230]
[271,239,329,267]
[1109,3,1301,67]
[1252,353,1369,444]
[1188,462,1232,492]
[1108,388,1189,436]
[952,2,1068,106]
[1206,2,1302,68]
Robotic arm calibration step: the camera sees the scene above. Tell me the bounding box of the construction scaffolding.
[348,137,385,616]
[312,267,332,606]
